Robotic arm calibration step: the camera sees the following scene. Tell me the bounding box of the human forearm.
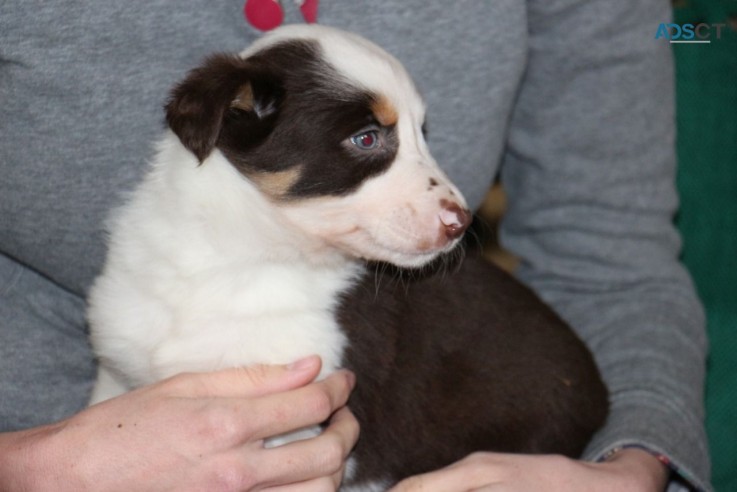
[0,421,78,492]
[0,426,50,491]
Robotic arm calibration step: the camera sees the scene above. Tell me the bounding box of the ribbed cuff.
[582,397,711,492]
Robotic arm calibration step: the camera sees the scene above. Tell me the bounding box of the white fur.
[342,482,390,492]
[88,139,359,401]
[342,458,390,492]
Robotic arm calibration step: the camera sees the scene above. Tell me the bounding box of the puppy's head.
[166,25,471,268]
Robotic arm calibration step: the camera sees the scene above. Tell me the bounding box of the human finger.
[390,468,469,492]
[251,406,359,487]
[158,355,323,399]
[244,369,356,442]
[389,453,495,492]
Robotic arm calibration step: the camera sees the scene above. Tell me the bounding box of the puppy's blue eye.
[351,130,380,150]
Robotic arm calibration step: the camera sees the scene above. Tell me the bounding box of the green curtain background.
[673,1,737,491]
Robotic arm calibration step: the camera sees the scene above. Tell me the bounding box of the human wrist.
[0,423,67,492]
[603,447,670,492]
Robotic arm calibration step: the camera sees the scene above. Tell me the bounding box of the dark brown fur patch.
[338,255,608,486]
[166,41,400,198]
[165,54,279,163]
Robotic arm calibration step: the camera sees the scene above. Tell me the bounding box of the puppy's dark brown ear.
[165,54,282,162]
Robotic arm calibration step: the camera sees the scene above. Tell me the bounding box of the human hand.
[389,448,669,492]
[0,355,358,492]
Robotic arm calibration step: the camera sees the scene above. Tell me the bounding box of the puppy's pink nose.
[439,201,472,240]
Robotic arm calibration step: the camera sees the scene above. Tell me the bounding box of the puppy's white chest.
[149,263,354,380]
[89,250,358,401]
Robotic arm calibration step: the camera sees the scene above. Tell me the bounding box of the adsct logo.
[655,23,726,43]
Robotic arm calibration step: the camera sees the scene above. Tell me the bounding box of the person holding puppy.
[0,0,709,491]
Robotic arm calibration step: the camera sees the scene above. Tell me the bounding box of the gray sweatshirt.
[0,1,709,490]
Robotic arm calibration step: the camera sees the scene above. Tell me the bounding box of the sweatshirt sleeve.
[500,1,710,490]
[0,254,96,431]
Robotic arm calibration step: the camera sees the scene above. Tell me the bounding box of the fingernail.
[287,355,319,371]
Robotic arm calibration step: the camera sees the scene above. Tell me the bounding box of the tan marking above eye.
[371,96,398,126]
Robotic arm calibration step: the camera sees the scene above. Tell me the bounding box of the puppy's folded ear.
[165,54,282,162]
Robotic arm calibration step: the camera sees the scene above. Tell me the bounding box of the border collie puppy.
[88,25,608,490]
